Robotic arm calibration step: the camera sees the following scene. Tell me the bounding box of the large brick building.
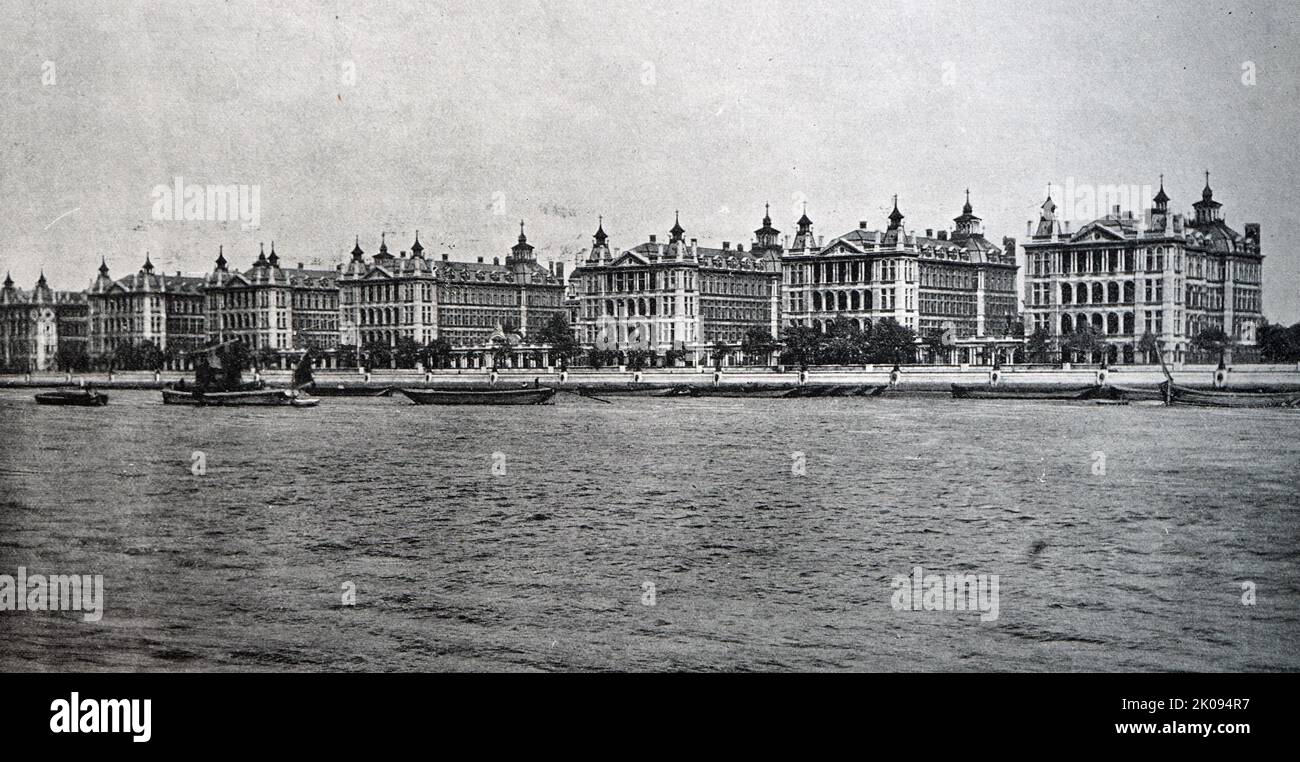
[781,193,1019,363]
[338,224,567,367]
[570,211,782,365]
[1021,175,1263,363]
[204,243,341,360]
[0,272,88,372]
[86,255,206,368]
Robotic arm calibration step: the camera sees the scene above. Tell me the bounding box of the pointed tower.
[0,271,13,305]
[753,203,782,254]
[374,232,394,260]
[951,189,984,239]
[791,204,816,251]
[508,220,536,265]
[141,253,155,275]
[887,196,905,231]
[669,211,685,244]
[33,270,51,302]
[1149,175,1171,232]
[215,245,228,272]
[267,241,280,268]
[350,236,365,262]
[1033,187,1059,239]
[92,256,113,293]
[590,217,610,261]
[1192,170,1223,225]
[410,231,424,258]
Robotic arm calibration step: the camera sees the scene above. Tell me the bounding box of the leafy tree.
[710,340,730,371]
[421,338,453,369]
[537,313,581,370]
[921,328,946,364]
[336,343,359,368]
[1061,324,1104,362]
[56,344,90,372]
[625,348,651,372]
[779,324,824,370]
[1258,322,1300,363]
[1191,326,1233,366]
[1137,331,1161,364]
[663,347,688,367]
[740,328,778,366]
[1025,327,1054,363]
[393,337,422,369]
[137,340,165,371]
[224,341,252,373]
[587,348,617,367]
[112,342,138,371]
[866,318,917,365]
[361,340,392,370]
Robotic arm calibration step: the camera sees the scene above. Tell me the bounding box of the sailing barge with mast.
[161,340,320,407]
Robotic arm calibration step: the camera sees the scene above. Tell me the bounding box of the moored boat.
[1106,384,1167,402]
[574,384,691,398]
[35,388,108,406]
[398,386,556,405]
[1163,381,1300,408]
[689,383,798,398]
[162,340,321,408]
[162,387,319,406]
[951,383,1103,401]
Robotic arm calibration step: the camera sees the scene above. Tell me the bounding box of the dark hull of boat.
[399,387,556,405]
[1166,382,1300,408]
[689,384,797,398]
[35,391,108,406]
[310,385,395,397]
[162,388,319,407]
[788,384,887,398]
[951,383,1102,400]
[575,385,690,397]
[1106,384,1167,402]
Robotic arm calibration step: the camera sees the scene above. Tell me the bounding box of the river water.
[1,389,1297,671]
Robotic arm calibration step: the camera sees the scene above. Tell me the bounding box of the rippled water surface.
[1,389,1297,671]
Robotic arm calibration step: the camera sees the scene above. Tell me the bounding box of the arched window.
[1107,282,1119,303]
[1076,283,1087,304]
[1092,283,1104,304]
[837,292,848,310]
[1107,313,1119,334]
[812,292,822,310]
[850,291,861,310]
[1061,283,1072,304]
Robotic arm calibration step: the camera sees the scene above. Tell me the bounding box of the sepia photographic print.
[1,0,1296,746]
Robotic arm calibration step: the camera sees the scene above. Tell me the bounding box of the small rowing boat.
[398,386,556,405]
[1163,381,1300,408]
[35,388,108,406]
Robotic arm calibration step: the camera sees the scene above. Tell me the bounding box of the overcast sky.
[3,0,1298,321]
